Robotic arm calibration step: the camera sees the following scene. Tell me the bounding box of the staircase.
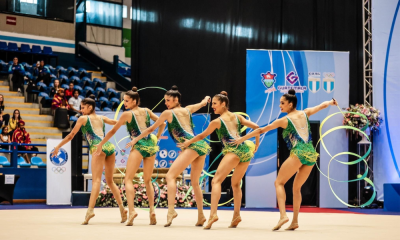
[0,77,89,169]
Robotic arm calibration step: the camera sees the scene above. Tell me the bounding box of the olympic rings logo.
[52,167,66,174]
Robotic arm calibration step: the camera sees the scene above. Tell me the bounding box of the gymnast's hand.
[93,143,103,156]
[331,98,338,106]
[177,138,190,149]
[254,143,259,153]
[229,137,244,148]
[51,147,59,158]
[126,138,138,149]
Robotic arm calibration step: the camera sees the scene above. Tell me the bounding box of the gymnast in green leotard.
[52,98,127,225]
[178,91,260,230]
[94,87,166,226]
[126,85,211,227]
[230,89,337,231]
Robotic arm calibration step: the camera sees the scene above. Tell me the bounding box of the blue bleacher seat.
[31,157,46,167]
[31,45,42,54]
[37,82,47,88]
[43,46,57,56]
[25,72,33,80]
[74,85,83,91]
[103,107,112,111]
[0,41,7,50]
[43,87,51,95]
[69,76,80,82]
[74,79,82,86]
[95,81,106,89]
[70,116,78,121]
[93,78,102,83]
[99,96,109,102]
[50,74,56,79]
[78,95,85,100]
[20,44,31,53]
[59,74,68,84]
[84,86,94,92]
[61,84,69,89]
[95,107,100,111]
[49,83,54,88]
[39,92,49,97]
[0,156,10,167]
[8,42,18,51]
[110,97,120,104]
[82,77,91,82]
[95,101,101,109]
[17,156,31,167]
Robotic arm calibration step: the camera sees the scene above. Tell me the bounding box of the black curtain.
[131,0,363,201]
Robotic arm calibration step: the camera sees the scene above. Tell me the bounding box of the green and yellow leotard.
[282,111,319,166]
[81,116,115,157]
[126,109,159,158]
[167,109,211,156]
[216,114,255,163]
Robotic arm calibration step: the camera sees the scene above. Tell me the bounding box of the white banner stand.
[46,139,71,205]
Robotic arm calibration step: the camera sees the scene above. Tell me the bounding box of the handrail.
[77,42,130,91]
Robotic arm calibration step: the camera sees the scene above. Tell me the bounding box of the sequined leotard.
[216,114,255,162]
[81,116,115,157]
[167,109,211,156]
[282,111,319,166]
[126,109,159,158]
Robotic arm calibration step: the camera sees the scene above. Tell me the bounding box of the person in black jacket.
[34,60,51,86]
[8,57,25,93]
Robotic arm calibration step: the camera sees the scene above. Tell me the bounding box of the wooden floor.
[0,208,398,240]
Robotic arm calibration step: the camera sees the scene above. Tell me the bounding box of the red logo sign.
[6,16,17,25]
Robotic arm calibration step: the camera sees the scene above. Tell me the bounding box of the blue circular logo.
[50,148,68,166]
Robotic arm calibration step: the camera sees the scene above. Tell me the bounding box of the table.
[0,174,20,205]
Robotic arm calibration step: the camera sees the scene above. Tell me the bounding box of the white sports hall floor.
[0,207,398,240]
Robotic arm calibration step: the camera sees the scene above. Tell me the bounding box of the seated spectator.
[52,88,70,111]
[8,109,22,137]
[34,60,51,86]
[0,94,10,128]
[12,120,38,163]
[50,79,60,98]
[8,57,25,93]
[68,89,82,117]
[65,82,74,100]
[0,126,11,150]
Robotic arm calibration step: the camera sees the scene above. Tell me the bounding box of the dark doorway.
[277,121,320,206]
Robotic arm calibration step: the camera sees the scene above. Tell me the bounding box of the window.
[86,0,122,28]
[20,0,38,3]
[123,5,127,19]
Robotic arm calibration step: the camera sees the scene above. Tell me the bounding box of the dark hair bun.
[132,86,138,92]
[288,89,296,95]
[89,94,96,100]
[220,91,228,96]
[171,85,179,91]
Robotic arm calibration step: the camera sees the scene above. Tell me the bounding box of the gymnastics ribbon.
[315,105,376,208]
